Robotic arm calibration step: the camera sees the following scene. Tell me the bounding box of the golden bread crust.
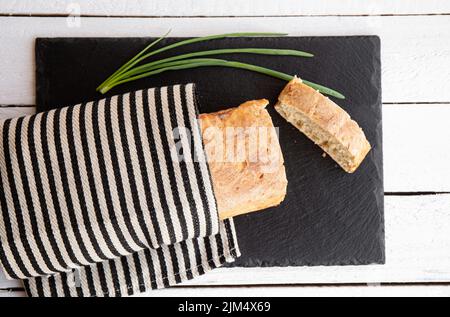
[199,99,288,219]
[276,77,371,173]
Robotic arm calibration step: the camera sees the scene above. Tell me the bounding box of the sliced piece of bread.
[275,77,371,173]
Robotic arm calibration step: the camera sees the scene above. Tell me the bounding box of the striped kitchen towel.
[23,219,239,297]
[0,83,240,296]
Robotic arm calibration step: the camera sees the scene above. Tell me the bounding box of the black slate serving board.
[35,36,384,267]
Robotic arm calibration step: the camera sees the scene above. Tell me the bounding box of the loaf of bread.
[199,99,287,219]
[275,77,371,173]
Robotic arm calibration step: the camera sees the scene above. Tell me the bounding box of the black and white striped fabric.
[0,84,237,290]
[23,219,239,297]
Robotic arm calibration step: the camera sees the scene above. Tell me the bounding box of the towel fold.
[23,219,239,297]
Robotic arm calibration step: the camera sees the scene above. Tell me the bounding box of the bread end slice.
[199,99,287,219]
[275,77,371,173]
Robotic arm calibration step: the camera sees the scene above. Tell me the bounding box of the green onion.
[97,31,345,100]
[97,32,287,91]
[108,48,314,85]
[301,80,346,100]
[102,58,228,91]
[99,58,345,99]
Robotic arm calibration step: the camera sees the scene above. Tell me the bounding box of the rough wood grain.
[132,285,450,297]
[1,0,449,16]
[0,269,18,289]
[0,290,26,297]
[0,106,35,118]
[1,285,449,297]
[1,15,449,105]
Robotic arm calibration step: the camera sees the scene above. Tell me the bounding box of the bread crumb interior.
[276,102,357,172]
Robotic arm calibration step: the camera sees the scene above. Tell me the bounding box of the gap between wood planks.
[385,192,450,196]
[1,13,450,19]
[0,105,33,108]
[3,282,450,290]
[2,281,450,293]
[384,102,450,105]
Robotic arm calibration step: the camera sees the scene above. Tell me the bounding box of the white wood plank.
[1,0,450,16]
[1,191,449,289]
[132,285,450,297]
[383,104,450,192]
[0,269,20,289]
[1,285,449,297]
[0,290,26,297]
[1,15,450,105]
[0,106,35,119]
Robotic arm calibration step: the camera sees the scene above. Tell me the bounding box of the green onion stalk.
[97,32,345,99]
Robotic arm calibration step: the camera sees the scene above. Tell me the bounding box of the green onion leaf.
[99,58,345,99]
[96,29,171,91]
[301,80,346,100]
[97,32,287,91]
[110,48,313,83]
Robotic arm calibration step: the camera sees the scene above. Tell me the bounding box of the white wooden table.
[1,0,450,297]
